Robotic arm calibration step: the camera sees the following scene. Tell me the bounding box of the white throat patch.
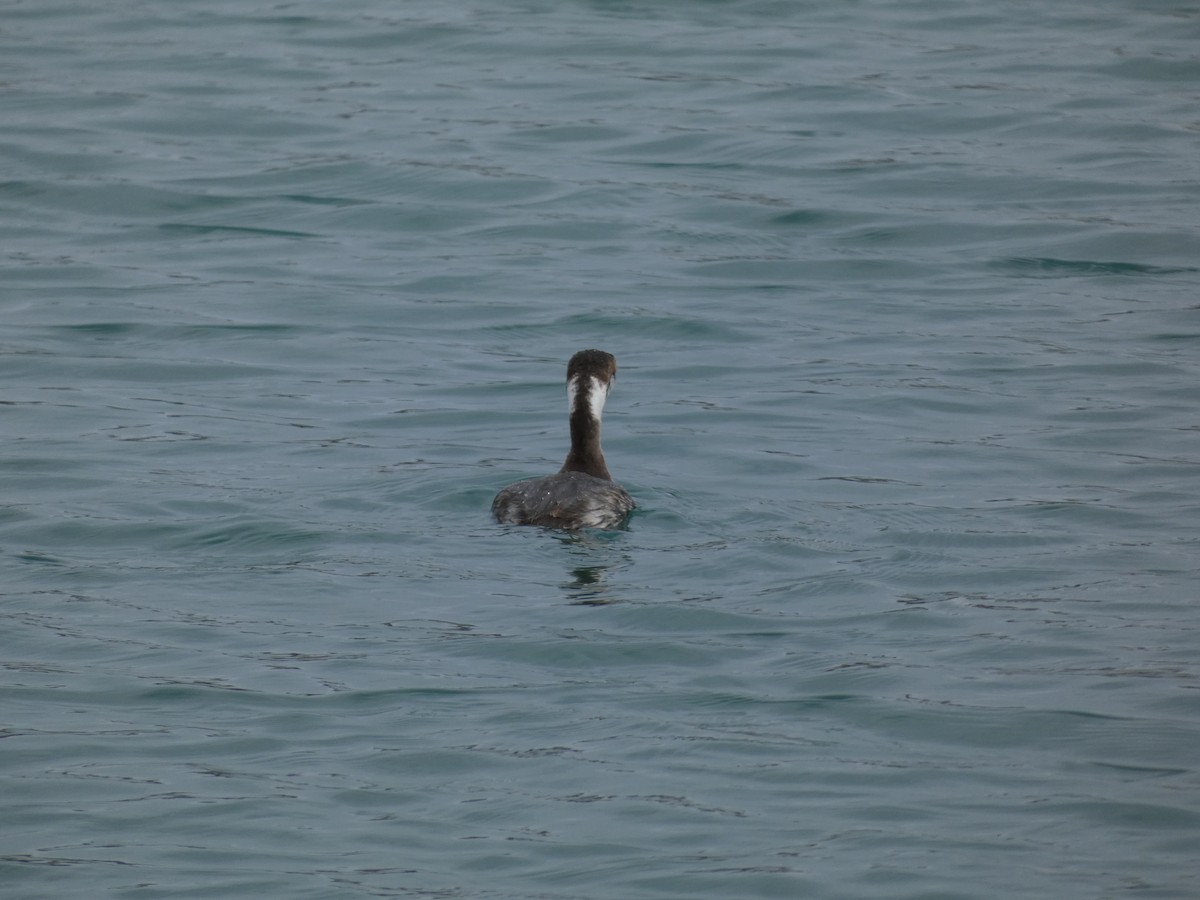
[567,374,608,421]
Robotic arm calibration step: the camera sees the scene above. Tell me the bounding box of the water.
[3,0,1199,897]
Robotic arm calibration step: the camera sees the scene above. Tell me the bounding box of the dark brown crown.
[566,349,617,384]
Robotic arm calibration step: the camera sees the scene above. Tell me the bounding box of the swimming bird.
[492,349,635,530]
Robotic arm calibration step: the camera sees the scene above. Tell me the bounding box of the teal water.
[3,1,1200,897]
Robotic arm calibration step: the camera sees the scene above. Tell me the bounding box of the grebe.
[492,349,635,530]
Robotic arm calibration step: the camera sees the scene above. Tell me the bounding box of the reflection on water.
[564,563,618,605]
[551,531,633,605]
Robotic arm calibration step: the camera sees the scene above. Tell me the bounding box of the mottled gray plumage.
[491,470,634,530]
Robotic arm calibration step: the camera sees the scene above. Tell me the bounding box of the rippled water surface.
[4,1,1200,897]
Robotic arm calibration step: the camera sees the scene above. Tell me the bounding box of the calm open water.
[3,1,1199,897]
